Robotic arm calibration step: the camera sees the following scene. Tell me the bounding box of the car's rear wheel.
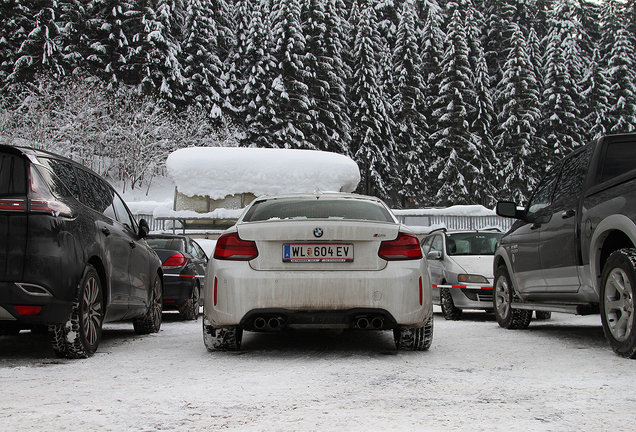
[179,281,200,321]
[133,274,163,334]
[440,287,462,320]
[203,319,243,351]
[493,265,532,329]
[393,313,433,351]
[50,264,103,359]
[600,249,636,358]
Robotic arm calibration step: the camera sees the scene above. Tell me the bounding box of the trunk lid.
[237,220,400,271]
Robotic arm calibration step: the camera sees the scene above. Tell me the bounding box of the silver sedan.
[203,193,433,351]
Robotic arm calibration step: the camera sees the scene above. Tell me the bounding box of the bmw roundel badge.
[313,228,323,238]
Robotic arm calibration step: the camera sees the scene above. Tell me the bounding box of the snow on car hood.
[448,255,494,279]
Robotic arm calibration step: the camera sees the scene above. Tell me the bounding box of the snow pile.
[165,147,360,199]
[392,204,496,216]
[152,206,244,220]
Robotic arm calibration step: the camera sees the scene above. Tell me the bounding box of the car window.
[552,147,592,209]
[446,232,503,256]
[430,235,443,253]
[600,139,636,183]
[526,163,561,218]
[421,236,434,254]
[111,191,137,232]
[146,238,184,251]
[0,152,26,196]
[242,197,395,223]
[190,239,207,260]
[75,168,114,214]
[38,157,82,201]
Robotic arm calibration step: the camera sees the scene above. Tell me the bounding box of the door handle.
[561,209,575,219]
[531,223,541,230]
[129,241,136,249]
[101,227,110,236]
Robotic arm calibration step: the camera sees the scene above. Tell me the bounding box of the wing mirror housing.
[496,201,525,220]
[138,218,150,238]
[427,250,442,260]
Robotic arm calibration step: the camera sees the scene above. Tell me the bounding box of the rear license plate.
[283,244,354,262]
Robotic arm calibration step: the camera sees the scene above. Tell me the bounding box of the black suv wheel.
[493,265,532,329]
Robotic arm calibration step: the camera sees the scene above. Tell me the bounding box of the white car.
[202,193,433,351]
[420,229,503,320]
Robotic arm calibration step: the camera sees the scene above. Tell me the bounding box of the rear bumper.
[0,282,73,325]
[203,261,433,328]
[162,274,197,308]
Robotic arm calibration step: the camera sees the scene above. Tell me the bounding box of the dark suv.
[0,145,163,358]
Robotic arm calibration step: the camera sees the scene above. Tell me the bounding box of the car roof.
[250,192,384,203]
[426,228,502,236]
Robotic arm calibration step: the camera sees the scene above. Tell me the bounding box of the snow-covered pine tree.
[392,0,428,208]
[350,3,398,202]
[241,0,279,148]
[494,23,542,203]
[226,0,253,119]
[600,0,636,133]
[129,0,186,109]
[579,48,612,142]
[268,0,313,149]
[464,0,497,207]
[182,0,227,117]
[429,4,479,206]
[83,0,139,90]
[7,0,66,83]
[301,0,351,155]
[0,0,31,84]
[540,0,586,162]
[416,0,445,142]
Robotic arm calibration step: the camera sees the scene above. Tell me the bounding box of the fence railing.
[134,210,514,235]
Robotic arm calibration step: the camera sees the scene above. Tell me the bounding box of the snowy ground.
[1,309,634,431]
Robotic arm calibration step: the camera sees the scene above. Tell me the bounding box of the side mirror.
[138,218,150,238]
[496,201,524,219]
[427,250,442,260]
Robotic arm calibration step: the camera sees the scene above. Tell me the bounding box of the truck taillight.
[214,232,259,261]
[378,233,423,261]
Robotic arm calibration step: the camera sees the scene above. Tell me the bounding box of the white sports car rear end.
[202,193,433,351]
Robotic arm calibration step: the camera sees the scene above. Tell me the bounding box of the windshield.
[446,232,503,256]
[241,197,396,223]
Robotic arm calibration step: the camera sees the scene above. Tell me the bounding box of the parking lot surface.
[1,310,634,431]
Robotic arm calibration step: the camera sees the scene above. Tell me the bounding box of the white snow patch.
[165,147,360,199]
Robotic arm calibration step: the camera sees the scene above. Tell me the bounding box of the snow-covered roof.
[166,147,360,200]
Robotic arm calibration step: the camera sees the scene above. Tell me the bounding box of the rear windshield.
[242,197,395,223]
[446,232,503,256]
[146,237,185,251]
[0,152,27,196]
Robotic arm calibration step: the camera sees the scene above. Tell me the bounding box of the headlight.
[458,274,489,284]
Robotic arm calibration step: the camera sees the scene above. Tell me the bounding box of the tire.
[133,274,163,335]
[440,287,462,320]
[394,313,434,351]
[493,265,532,329]
[203,318,242,351]
[600,249,636,358]
[179,282,200,321]
[50,265,104,359]
[535,311,552,320]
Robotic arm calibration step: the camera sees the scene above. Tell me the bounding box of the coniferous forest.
[2,0,636,208]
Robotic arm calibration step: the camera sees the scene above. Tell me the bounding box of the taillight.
[0,198,26,211]
[214,232,259,261]
[378,233,423,261]
[162,253,188,269]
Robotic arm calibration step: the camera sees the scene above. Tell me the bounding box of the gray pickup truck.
[494,133,636,358]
